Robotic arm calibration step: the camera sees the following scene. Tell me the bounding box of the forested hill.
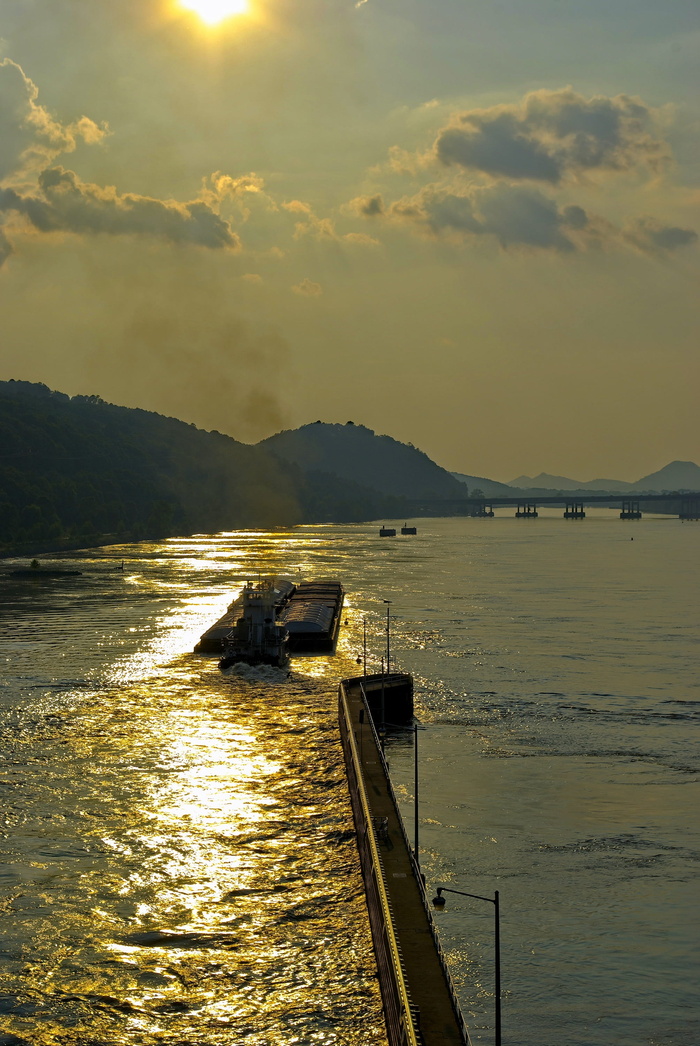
[259,422,467,499]
[0,381,405,554]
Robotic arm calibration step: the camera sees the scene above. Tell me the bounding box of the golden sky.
[0,0,698,481]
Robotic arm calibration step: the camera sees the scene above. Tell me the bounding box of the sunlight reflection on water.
[1,516,698,1046]
[0,535,386,1045]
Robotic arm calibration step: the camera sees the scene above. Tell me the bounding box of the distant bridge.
[405,492,700,521]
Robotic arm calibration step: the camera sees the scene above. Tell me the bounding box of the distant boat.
[400,524,417,535]
[379,526,396,537]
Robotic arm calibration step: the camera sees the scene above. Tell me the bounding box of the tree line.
[0,381,405,554]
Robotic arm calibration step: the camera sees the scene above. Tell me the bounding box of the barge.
[194,578,294,653]
[194,577,344,665]
[280,580,344,653]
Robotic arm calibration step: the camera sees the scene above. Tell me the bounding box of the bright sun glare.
[180,0,248,24]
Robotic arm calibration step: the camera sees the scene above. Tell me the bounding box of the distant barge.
[194,577,344,664]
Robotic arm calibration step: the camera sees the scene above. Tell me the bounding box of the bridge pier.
[564,501,586,519]
[516,502,538,518]
[680,499,700,521]
[620,499,642,520]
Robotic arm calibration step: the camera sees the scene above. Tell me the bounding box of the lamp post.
[379,657,386,747]
[413,721,419,867]
[363,616,367,677]
[383,600,392,674]
[432,885,501,1046]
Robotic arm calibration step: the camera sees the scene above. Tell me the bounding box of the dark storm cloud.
[384,184,593,252]
[0,167,240,250]
[434,87,668,183]
[0,58,104,181]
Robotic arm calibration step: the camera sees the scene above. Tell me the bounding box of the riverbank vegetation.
[0,381,405,555]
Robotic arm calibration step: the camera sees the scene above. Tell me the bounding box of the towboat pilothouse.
[199,577,345,669]
[219,581,289,668]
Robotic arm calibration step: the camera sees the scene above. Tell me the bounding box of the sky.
[0,0,698,482]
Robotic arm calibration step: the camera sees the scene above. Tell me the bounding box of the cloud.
[348,87,697,257]
[360,182,697,256]
[0,58,106,182]
[624,217,698,253]
[0,225,12,266]
[203,172,266,202]
[283,199,336,240]
[0,166,240,250]
[0,59,241,262]
[199,171,277,222]
[342,231,380,246]
[380,183,597,252]
[434,87,669,184]
[292,277,323,296]
[283,198,380,246]
[350,193,385,217]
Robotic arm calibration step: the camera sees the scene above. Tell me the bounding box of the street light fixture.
[432,885,502,1046]
[383,600,392,673]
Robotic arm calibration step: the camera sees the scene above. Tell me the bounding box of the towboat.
[219,581,290,668]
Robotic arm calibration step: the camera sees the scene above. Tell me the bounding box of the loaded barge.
[194,577,344,667]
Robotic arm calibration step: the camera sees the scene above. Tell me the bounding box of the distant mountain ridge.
[450,472,515,496]
[508,461,700,493]
[2,380,698,557]
[508,472,633,491]
[260,422,468,500]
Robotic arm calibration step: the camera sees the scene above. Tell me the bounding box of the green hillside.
[0,382,405,554]
[260,421,468,500]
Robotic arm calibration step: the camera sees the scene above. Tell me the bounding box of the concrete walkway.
[344,680,469,1046]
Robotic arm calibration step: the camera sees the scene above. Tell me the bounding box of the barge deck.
[194,578,344,657]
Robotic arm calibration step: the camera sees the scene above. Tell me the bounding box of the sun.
[180,0,248,25]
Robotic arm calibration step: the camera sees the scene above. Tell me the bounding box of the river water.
[0,511,698,1046]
